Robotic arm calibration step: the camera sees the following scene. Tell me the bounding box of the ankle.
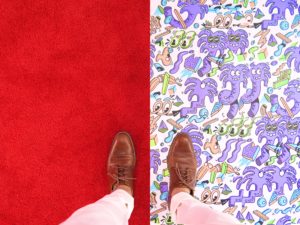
[115,184,133,196]
[171,187,190,198]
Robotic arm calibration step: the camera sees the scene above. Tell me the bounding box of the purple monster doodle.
[164,0,208,29]
[226,29,249,54]
[261,0,298,30]
[240,63,271,117]
[255,116,284,166]
[229,166,275,207]
[278,116,300,162]
[279,116,300,144]
[180,77,218,117]
[197,30,227,76]
[270,79,300,117]
[218,64,248,119]
[285,45,300,73]
[269,164,297,195]
[182,124,204,167]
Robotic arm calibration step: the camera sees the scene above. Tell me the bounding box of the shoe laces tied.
[108,166,135,187]
[175,163,196,190]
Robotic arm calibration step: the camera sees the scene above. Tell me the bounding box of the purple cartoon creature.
[197,30,227,76]
[164,0,208,29]
[255,116,284,166]
[278,116,300,162]
[180,77,218,117]
[218,64,248,119]
[240,63,271,117]
[285,45,300,73]
[261,0,298,30]
[270,79,300,117]
[226,28,249,54]
[229,166,275,206]
[269,164,297,195]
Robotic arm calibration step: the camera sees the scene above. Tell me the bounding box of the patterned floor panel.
[150,1,300,224]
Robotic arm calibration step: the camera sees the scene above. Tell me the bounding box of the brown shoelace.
[108,166,135,189]
[175,163,196,191]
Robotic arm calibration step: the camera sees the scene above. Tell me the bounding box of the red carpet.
[0,1,149,224]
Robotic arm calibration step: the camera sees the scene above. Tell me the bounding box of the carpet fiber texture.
[0,1,149,224]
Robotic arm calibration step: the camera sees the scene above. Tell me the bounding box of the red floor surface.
[0,1,149,224]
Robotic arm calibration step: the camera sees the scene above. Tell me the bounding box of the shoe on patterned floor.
[107,132,136,196]
[167,133,197,207]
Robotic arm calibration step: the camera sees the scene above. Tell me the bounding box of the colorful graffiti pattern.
[150,0,300,224]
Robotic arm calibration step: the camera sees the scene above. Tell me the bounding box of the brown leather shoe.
[107,132,136,195]
[167,133,197,206]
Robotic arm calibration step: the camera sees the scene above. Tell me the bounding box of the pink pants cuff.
[62,191,240,225]
[170,192,241,225]
[60,189,134,225]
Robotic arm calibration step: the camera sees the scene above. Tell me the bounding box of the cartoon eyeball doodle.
[200,188,222,205]
[150,98,180,134]
[214,14,232,29]
[203,15,232,29]
[152,99,173,116]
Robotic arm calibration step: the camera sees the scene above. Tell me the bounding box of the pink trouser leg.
[60,189,134,225]
[170,192,240,225]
